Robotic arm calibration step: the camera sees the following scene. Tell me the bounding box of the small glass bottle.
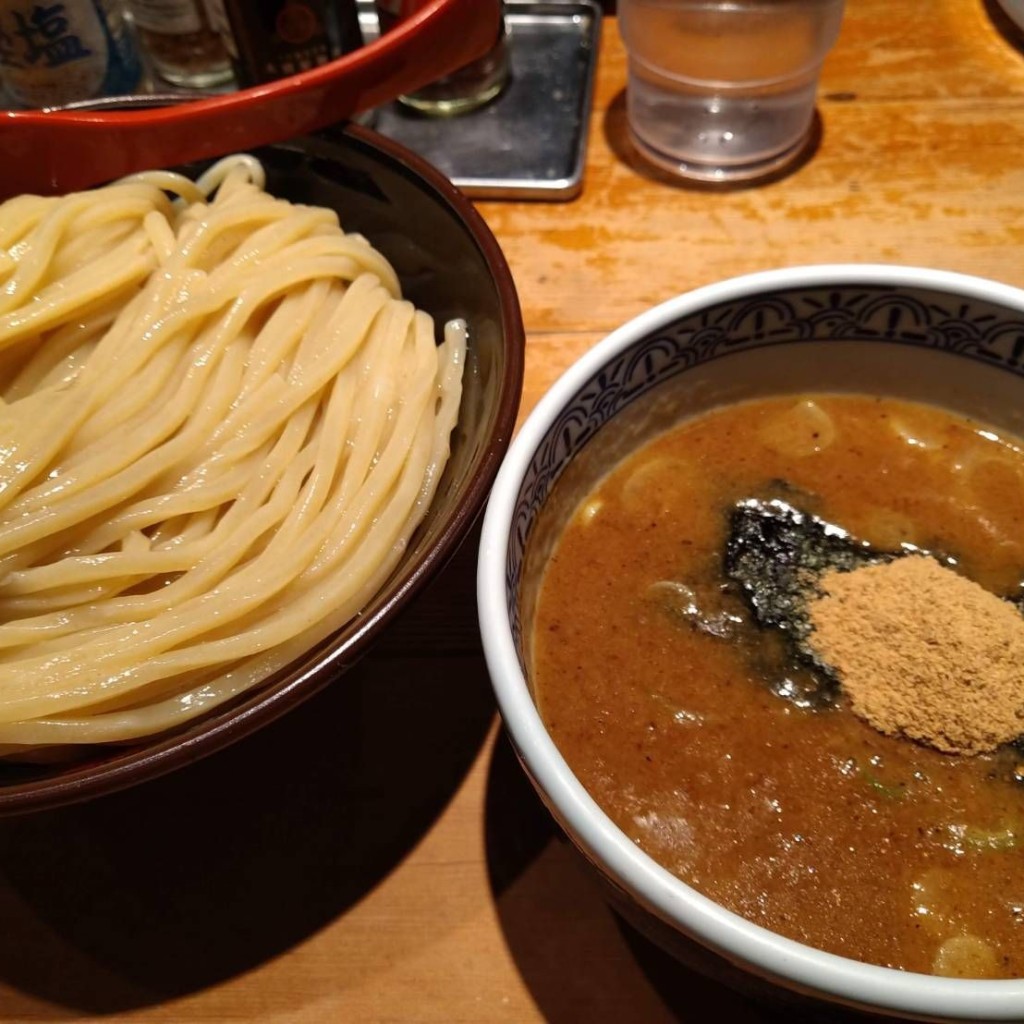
[128,0,232,89]
[0,0,141,108]
[377,1,510,116]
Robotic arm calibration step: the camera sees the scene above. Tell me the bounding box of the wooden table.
[4,3,1024,1020]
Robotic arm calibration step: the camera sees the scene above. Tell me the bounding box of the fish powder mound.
[808,555,1024,755]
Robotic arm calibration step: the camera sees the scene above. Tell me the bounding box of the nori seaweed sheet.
[725,497,891,641]
[724,497,894,701]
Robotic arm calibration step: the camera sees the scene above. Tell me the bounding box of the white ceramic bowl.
[478,265,1024,1021]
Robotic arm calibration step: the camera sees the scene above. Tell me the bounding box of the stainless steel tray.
[365,1,602,200]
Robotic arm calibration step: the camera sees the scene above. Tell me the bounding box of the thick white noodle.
[0,156,464,749]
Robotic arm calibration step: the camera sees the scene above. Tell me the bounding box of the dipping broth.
[533,394,1024,978]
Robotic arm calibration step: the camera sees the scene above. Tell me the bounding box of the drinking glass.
[620,0,845,183]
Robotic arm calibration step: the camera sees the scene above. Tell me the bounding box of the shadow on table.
[601,88,823,191]
[484,732,892,1024]
[0,526,495,1017]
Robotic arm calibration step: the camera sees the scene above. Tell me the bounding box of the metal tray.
[365,1,602,200]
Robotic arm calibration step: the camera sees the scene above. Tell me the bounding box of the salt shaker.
[0,0,140,108]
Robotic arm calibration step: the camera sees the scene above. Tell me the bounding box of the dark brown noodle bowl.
[0,124,524,814]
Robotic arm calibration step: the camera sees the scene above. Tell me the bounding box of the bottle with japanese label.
[0,0,141,108]
[206,0,361,88]
[128,0,232,88]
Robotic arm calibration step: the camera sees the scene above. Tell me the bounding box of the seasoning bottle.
[127,0,232,88]
[0,0,141,109]
[377,0,509,116]
[208,0,361,88]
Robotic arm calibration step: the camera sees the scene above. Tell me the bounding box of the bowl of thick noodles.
[479,265,1024,1020]
[0,123,523,812]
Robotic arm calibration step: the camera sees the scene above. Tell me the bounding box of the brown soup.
[533,393,1024,978]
